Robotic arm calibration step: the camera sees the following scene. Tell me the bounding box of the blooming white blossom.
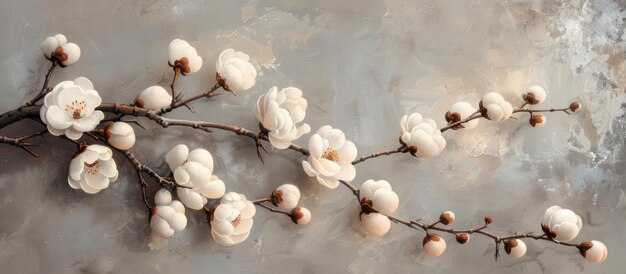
[210,192,256,246]
[168,39,202,74]
[255,87,311,149]
[400,112,446,157]
[504,239,527,258]
[150,189,187,238]
[479,92,513,122]
[359,180,399,237]
[271,184,301,209]
[541,205,582,241]
[166,144,225,210]
[40,34,81,67]
[445,101,479,130]
[302,125,357,188]
[40,77,104,140]
[68,145,118,194]
[423,234,447,257]
[134,86,172,110]
[104,122,135,150]
[580,240,608,263]
[291,207,311,225]
[522,85,547,105]
[529,114,546,128]
[215,48,257,93]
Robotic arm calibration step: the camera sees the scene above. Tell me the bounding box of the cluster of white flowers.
[150,189,187,238]
[40,77,104,140]
[479,92,513,122]
[400,112,446,157]
[255,86,311,149]
[166,144,226,210]
[68,145,118,194]
[216,48,257,93]
[210,192,256,246]
[359,180,399,237]
[445,101,479,130]
[40,34,81,67]
[168,39,203,75]
[302,125,357,188]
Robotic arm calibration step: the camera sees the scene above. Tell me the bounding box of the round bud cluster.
[541,205,582,242]
[40,34,81,67]
[168,39,203,75]
[522,86,547,105]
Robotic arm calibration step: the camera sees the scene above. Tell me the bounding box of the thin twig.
[0,130,46,157]
[256,202,292,217]
[351,145,408,165]
[22,60,57,107]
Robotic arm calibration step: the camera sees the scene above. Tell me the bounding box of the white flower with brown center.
[522,85,547,105]
[134,86,172,110]
[150,189,187,238]
[40,77,104,140]
[445,101,479,130]
[479,92,513,122]
[569,102,582,113]
[579,240,608,263]
[40,34,81,67]
[302,125,357,188]
[165,144,225,210]
[541,205,582,241]
[504,239,527,258]
[68,145,118,194]
[168,39,203,75]
[255,86,311,149]
[423,234,447,257]
[271,184,301,209]
[400,112,446,157]
[215,48,257,93]
[210,192,256,246]
[359,180,399,237]
[103,122,135,150]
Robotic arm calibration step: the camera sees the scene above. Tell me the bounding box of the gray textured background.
[0,0,625,273]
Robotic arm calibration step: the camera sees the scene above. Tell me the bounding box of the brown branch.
[0,130,46,157]
[169,67,181,108]
[351,145,408,165]
[513,108,571,115]
[440,111,483,133]
[22,60,58,107]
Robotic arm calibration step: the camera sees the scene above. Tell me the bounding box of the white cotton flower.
[165,144,225,210]
[541,205,582,241]
[255,86,311,149]
[522,85,547,105]
[479,92,513,122]
[168,39,202,74]
[301,125,357,188]
[104,122,135,150]
[504,239,527,258]
[399,112,446,158]
[135,86,172,110]
[215,48,257,93]
[210,192,256,246]
[359,180,399,237]
[68,145,118,194]
[150,189,187,238]
[291,207,311,225]
[40,34,81,67]
[423,234,447,257]
[40,77,104,140]
[445,101,479,130]
[580,240,608,263]
[271,184,301,209]
[529,114,546,128]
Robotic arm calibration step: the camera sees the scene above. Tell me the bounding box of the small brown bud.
[522,92,539,104]
[422,233,441,245]
[439,211,455,225]
[578,240,593,257]
[484,215,493,224]
[270,189,284,207]
[216,72,231,91]
[569,102,582,112]
[529,114,545,127]
[134,96,145,108]
[456,233,469,244]
[503,239,518,255]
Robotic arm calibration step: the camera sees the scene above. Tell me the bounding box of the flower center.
[231,215,242,228]
[64,100,86,119]
[84,160,100,175]
[322,148,339,162]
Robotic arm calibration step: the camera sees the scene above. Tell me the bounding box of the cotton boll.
[135,86,172,110]
[480,92,513,121]
[504,239,527,258]
[165,144,189,171]
[529,115,546,128]
[105,122,136,150]
[168,39,202,74]
[360,213,391,237]
[445,101,479,130]
[61,43,81,66]
[423,234,447,257]
[522,86,547,105]
[291,207,311,225]
[580,240,608,263]
[215,48,257,93]
[370,188,399,215]
[272,184,301,209]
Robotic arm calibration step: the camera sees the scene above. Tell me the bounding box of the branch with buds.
[0,34,607,264]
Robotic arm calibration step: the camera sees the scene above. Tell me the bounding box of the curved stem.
[351,145,407,165]
[22,60,57,107]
